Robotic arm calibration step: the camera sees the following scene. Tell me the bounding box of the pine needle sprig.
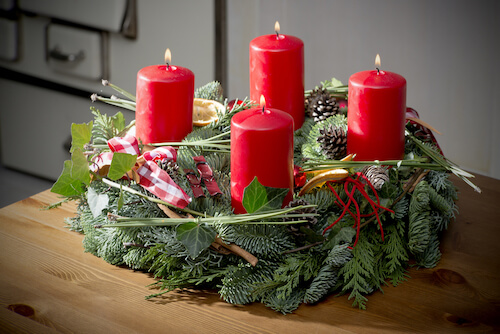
[406,131,481,193]
[91,94,136,111]
[102,205,318,228]
[101,79,136,102]
[151,130,232,153]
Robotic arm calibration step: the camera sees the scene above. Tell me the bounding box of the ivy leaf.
[117,185,124,211]
[70,148,91,186]
[87,187,109,218]
[242,177,289,213]
[330,77,344,87]
[108,153,137,181]
[176,222,216,259]
[51,148,90,197]
[51,160,82,197]
[70,121,93,153]
[111,112,125,133]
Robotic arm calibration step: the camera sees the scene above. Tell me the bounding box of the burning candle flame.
[260,95,266,110]
[375,54,381,68]
[165,48,172,65]
[275,21,280,36]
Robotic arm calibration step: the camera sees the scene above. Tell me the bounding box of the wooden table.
[1,174,499,333]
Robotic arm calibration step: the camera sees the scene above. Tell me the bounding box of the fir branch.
[219,263,275,305]
[262,289,305,314]
[408,182,432,254]
[217,224,295,259]
[414,233,442,268]
[304,264,338,304]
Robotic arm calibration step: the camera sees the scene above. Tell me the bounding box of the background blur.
[1,0,498,204]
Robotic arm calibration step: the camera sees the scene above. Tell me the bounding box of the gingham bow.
[107,134,141,155]
[105,135,191,209]
[137,161,191,208]
[143,146,177,162]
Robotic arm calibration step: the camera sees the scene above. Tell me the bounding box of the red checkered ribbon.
[90,152,114,173]
[143,146,177,162]
[137,160,191,208]
[107,134,140,155]
[194,156,222,196]
[105,135,188,208]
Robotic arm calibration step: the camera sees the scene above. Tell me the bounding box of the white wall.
[0,0,215,180]
[227,0,500,179]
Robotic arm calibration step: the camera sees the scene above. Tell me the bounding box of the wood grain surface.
[1,174,499,333]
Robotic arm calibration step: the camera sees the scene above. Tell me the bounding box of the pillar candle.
[347,55,406,161]
[136,49,194,144]
[249,22,304,130]
[231,97,294,214]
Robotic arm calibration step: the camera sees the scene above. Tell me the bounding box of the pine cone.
[361,165,389,191]
[158,159,180,179]
[306,87,339,122]
[283,199,318,241]
[317,125,347,160]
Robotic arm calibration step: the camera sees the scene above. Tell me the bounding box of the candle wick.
[166,63,170,70]
[376,67,380,74]
[262,105,265,114]
[276,31,279,38]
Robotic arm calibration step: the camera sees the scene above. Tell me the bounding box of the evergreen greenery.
[50,79,466,314]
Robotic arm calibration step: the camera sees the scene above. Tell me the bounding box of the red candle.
[136,49,194,144]
[231,96,294,214]
[347,54,406,161]
[249,21,304,130]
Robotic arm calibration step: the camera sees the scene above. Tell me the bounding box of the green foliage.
[51,80,464,314]
[176,222,217,259]
[320,77,344,89]
[194,81,224,103]
[380,224,409,286]
[70,121,92,153]
[339,235,375,309]
[304,264,338,304]
[414,233,441,268]
[216,224,294,259]
[91,107,127,145]
[408,180,454,262]
[262,289,305,314]
[294,117,315,164]
[408,182,432,254]
[242,177,290,213]
[301,115,348,160]
[300,187,336,214]
[219,263,275,305]
[51,149,90,197]
[108,153,137,180]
